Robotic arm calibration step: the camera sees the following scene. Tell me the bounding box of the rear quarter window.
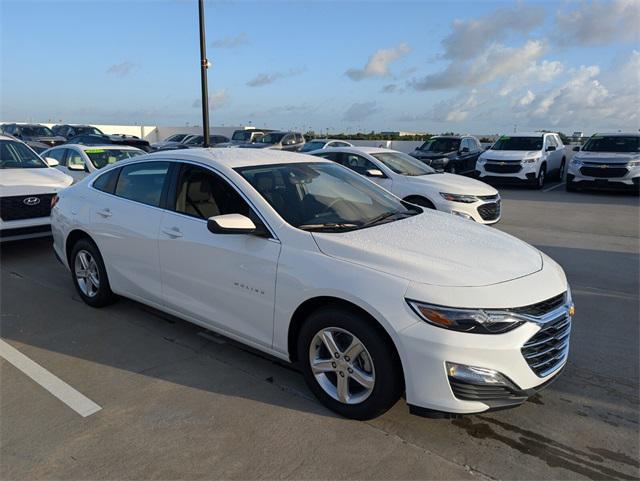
[93,167,121,194]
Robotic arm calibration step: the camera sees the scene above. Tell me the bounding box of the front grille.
[484,162,522,174]
[0,194,54,221]
[580,166,627,178]
[521,313,571,377]
[477,201,500,221]
[511,292,566,317]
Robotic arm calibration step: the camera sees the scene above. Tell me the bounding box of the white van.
[476,132,566,189]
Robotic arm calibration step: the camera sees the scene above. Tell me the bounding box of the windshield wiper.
[298,222,359,232]
[361,211,413,228]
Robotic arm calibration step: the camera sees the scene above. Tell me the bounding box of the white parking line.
[0,339,101,417]
[543,182,565,192]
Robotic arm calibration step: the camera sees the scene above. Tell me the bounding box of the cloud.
[518,90,536,106]
[345,43,410,81]
[409,40,545,91]
[441,4,545,61]
[192,89,230,109]
[498,59,564,96]
[246,68,304,87]
[106,61,136,78]
[210,33,249,49]
[381,84,398,93]
[552,0,640,47]
[342,102,380,122]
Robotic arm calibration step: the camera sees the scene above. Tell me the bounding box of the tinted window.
[173,164,249,219]
[85,148,144,169]
[300,141,327,152]
[370,152,434,176]
[67,149,85,168]
[491,136,543,151]
[93,168,120,194]
[419,138,460,153]
[258,133,285,144]
[114,162,169,207]
[45,148,66,163]
[582,135,640,153]
[340,153,378,175]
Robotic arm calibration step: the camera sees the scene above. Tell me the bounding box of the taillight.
[51,195,59,209]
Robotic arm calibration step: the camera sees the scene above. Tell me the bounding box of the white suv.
[476,133,566,189]
[51,149,572,420]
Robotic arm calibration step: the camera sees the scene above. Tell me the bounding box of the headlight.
[522,157,539,163]
[570,157,584,166]
[406,300,526,334]
[627,159,640,167]
[477,157,486,164]
[440,192,477,203]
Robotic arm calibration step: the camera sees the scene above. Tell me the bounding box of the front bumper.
[0,217,52,242]
[567,163,640,191]
[434,195,501,225]
[476,161,539,183]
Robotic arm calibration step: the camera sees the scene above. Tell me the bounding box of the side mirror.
[460,147,469,153]
[573,146,580,152]
[485,145,491,150]
[207,213,256,234]
[45,157,59,167]
[67,163,85,171]
[546,146,556,152]
[365,169,385,178]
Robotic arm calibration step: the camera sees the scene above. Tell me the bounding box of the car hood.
[29,136,66,145]
[574,151,638,164]
[412,150,455,159]
[0,168,73,196]
[312,211,541,287]
[481,150,540,161]
[407,173,498,196]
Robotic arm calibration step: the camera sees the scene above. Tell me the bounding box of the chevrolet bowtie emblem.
[600,165,608,169]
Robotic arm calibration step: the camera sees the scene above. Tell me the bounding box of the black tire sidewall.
[70,239,115,307]
[297,307,403,420]
[535,165,546,189]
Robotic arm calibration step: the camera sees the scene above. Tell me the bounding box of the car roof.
[504,132,549,137]
[317,146,398,155]
[128,147,329,169]
[590,132,640,137]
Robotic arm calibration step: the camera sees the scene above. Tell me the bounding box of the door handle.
[96,208,112,218]
[162,227,183,238]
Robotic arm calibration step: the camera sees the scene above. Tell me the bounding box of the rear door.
[89,161,170,305]
[158,162,280,348]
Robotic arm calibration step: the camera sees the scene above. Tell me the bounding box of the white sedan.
[42,144,145,182]
[51,148,572,419]
[310,147,501,224]
[0,135,73,241]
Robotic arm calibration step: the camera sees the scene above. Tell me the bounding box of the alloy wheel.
[308,327,375,405]
[74,249,100,298]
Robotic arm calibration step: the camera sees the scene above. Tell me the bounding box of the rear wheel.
[70,238,115,307]
[297,307,403,420]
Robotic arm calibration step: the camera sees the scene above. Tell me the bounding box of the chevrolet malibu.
[51,149,573,420]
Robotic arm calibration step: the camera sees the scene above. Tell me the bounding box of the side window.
[546,136,557,148]
[295,134,304,143]
[315,151,340,161]
[66,149,85,168]
[114,162,170,207]
[46,148,66,164]
[555,135,563,146]
[173,164,250,220]
[340,154,378,175]
[93,168,120,194]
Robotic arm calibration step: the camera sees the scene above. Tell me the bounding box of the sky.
[1,0,639,135]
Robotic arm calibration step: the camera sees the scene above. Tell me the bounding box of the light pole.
[198,0,211,147]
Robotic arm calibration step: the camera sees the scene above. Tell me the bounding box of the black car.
[183,135,230,148]
[2,123,66,148]
[52,124,105,139]
[410,135,483,175]
[66,133,152,152]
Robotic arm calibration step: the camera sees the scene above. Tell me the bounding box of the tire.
[405,196,435,209]
[70,238,116,307]
[533,164,546,190]
[557,158,566,181]
[297,306,403,420]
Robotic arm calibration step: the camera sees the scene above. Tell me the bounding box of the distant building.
[379,131,425,137]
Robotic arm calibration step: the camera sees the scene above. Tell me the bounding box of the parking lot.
[1,183,638,480]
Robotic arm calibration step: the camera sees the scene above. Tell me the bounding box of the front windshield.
[85,148,145,169]
[491,136,543,151]
[236,162,419,232]
[582,136,640,153]
[371,152,434,176]
[232,131,252,141]
[258,133,285,144]
[0,140,47,169]
[419,138,460,153]
[185,136,203,145]
[76,126,103,136]
[300,141,327,152]
[22,126,54,137]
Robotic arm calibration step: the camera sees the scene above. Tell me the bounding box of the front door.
[158,162,281,348]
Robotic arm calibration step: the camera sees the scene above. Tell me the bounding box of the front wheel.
[533,165,546,190]
[298,307,403,420]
